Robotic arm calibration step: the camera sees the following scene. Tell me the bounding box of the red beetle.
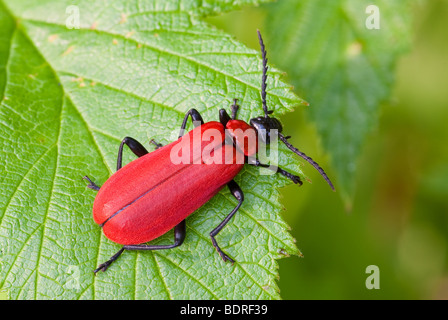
[84,31,334,273]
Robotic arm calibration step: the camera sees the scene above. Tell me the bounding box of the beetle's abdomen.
[92,122,244,245]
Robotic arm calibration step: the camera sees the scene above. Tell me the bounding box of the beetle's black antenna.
[257,30,272,118]
[279,133,335,191]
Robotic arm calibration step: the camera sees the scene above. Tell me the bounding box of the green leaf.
[265,0,414,202]
[0,0,305,299]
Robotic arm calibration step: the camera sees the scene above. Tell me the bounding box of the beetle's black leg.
[86,137,149,191]
[219,108,231,127]
[117,136,150,171]
[210,180,244,264]
[179,108,204,138]
[149,139,163,149]
[83,175,100,191]
[231,98,239,120]
[248,158,303,185]
[220,99,239,126]
[94,247,125,274]
[124,220,186,251]
[94,220,186,274]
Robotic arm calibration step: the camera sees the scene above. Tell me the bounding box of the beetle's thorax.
[225,119,258,157]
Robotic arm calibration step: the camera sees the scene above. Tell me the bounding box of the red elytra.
[93,122,245,245]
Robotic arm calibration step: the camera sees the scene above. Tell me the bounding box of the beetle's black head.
[249,116,282,144]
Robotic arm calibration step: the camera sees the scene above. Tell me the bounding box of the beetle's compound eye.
[249,117,283,144]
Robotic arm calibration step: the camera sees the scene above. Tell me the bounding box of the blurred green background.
[207,0,448,299]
